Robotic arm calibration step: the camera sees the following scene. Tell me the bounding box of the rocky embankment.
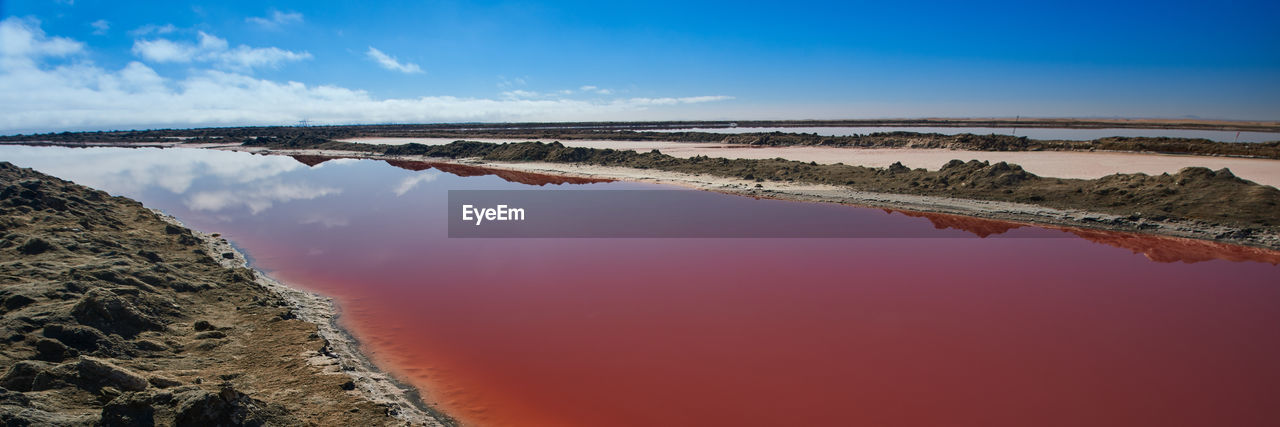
[0,162,451,426]
[374,141,1280,231]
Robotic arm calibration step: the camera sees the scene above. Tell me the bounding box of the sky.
[1,0,1278,134]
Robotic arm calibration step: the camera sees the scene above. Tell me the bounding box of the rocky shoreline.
[0,162,454,426]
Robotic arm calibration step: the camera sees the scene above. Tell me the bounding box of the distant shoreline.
[4,117,1280,138]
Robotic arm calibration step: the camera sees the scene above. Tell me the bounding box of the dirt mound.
[1075,167,1280,227]
[0,162,443,425]
[936,160,1036,189]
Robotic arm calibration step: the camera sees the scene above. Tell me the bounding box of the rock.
[194,331,226,340]
[193,320,215,331]
[99,392,158,426]
[26,357,151,393]
[1,386,100,425]
[133,339,168,352]
[340,380,356,391]
[0,360,53,391]
[177,234,201,246]
[71,289,164,338]
[100,386,123,402]
[34,338,76,362]
[173,385,288,426]
[220,252,235,260]
[15,237,55,255]
[73,357,150,392]
[2,294,37,311]
[136,250,162,263]
[148,376,183,389]
[43,323,109,352]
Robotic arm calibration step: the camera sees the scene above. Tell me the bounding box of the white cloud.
[246,10,303,29]
[366,47,423,74]
[129,23,177,37]
[0,18,734,133]
[132,31,311,72]
[629,96,735,105]
[501,89,541,99]
[497,75,527,88]
[1,17,83,67]
[504,85,619,99]
[132,38,198,62]
[90,20,110,35]
[579,85,613,95]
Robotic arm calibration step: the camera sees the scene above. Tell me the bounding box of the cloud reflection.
[393,171,440,196]
[185,182,341,214]
[0,146,302,195]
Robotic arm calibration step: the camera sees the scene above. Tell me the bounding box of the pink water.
[5,147,1279,427]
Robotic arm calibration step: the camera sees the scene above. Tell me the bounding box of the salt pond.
[3,146,1278,427]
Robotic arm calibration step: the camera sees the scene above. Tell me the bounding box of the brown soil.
[0,162,450,425]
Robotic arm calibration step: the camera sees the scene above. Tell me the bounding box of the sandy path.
[340,137,1280,188]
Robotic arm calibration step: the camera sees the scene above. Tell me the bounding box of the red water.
[230,204,1280,426]
[17,149,1277,427]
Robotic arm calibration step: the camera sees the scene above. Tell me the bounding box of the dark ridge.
[4,121,1278,159]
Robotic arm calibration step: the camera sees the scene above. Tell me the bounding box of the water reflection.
[185,181,342,214]
[0,146,302,195]
[289,154,337,167]
[890,209,1026,237]
[889,209,1280,265]
[383,159,614,186]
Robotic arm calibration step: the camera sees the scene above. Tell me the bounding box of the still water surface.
[3,146,1278,427]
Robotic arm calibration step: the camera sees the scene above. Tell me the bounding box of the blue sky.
[2,0,1277,133]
